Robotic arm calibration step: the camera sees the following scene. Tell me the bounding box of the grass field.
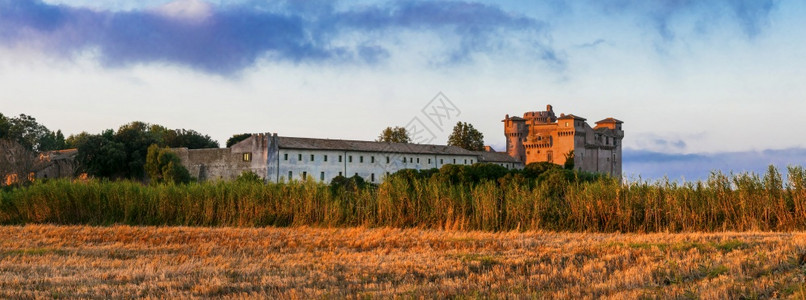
[2,225,806,298]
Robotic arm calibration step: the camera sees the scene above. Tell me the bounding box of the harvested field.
[1,225,806,299]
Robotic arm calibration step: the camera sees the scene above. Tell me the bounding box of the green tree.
[376,126,411,143]
[3,114,65,153]
[74,130,127,178]
[563,150,575,170]
[145,144,190,184]
[0,113,10,138]
[226,133,252,147]
[447,122,484,151]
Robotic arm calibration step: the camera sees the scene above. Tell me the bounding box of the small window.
[453,159,456,164]
[416,158,420,163]
[428,158,432,164]
[565,122,569,127]
[354,173,358,177]
[302,171,307,179]
[360,156,364,163]
[339,171,342,176]
[311,154,315,161]
[349,156,353,163]
[298,154,302,161]
[470,159,473,164]
[371,173,375,182]
[288,171,292,179]
[324,155,328,162]
[339,155,343,162]
[402,157,406,163]
[242,153,252,162]
[386,156,390,164]
[371,156,375,163]
[320,172,325,181]
[464,159,467,164]
[284,153,288,161]
[440,159,444,164]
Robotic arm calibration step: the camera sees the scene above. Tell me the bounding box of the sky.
[1,0,805,181]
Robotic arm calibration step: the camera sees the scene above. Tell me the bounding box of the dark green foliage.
[564,150,575,170]
[227,134,252,147]
[376,126,411,143]
[145,144,191,184]
[329,175,369,193]
[447,122,484,151]
[74,130,127,178]
[236,171,263,184]
[0,113,67,153]
[70,121,218,180]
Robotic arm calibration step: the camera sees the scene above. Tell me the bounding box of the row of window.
[282,153,474,165]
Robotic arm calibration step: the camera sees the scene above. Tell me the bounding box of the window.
[416,158,420,163]
[324,155,328,162]
[440,159,444,164]
[402,157,406,163]
[464,159,467,164]
[310,154,315,161]
[386,156,390,164]
[453,159,456,164]
[470,159,473,164]
[284,153,288,161]
[298,154,302,161]
[354,173,358,177]
[565,122,569,127]
[242,153,252,162]
[288,171,292,179]
[349,156,353,163]
[371,156,375,163]
[339,171,342,176]
[360,156,364,163]
[371,173,375,182]
[339,155,343,162]
[302,171,307,179]
[320,172,325,181]
[428,158,432,164]
[547,151,553,162]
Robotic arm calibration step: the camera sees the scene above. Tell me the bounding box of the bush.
[146,144,191,184]
[236,171,263,184]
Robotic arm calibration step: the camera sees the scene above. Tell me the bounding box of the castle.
[503,105,623,177]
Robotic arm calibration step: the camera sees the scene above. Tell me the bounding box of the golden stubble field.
[1,225,806,299]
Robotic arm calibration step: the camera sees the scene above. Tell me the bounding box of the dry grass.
[2,225,806,299]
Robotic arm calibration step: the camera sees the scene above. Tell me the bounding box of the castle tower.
[503,114,527,162]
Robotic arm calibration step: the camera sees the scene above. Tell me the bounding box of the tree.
[376,126,411,143]
[447,122,484,151]
[145,144,190,184]
[563,150,575,170]
[73,130,127,178]
[2,114,65,153]
[168,129,219,149]
[0,113,10,138]
[227,133,252,147]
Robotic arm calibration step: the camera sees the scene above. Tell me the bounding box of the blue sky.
[1,0,804,180]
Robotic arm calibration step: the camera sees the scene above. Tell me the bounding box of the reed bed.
[1,166,805,232]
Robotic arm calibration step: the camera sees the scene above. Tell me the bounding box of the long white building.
[173,133,523,183]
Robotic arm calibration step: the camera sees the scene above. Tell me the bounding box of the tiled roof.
[558,114,587,120]
[595,118,623,124]
[276,136,478,156]
[474,151,521,163]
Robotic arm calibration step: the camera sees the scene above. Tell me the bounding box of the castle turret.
[503,114,527,162]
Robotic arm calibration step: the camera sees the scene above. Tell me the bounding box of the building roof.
[504,116,525,121]
[474,151,521,163]
[276,136,478,156]
[595,117,623,124]
[557,114,587,121]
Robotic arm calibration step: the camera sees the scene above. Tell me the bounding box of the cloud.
[0,0,561,75]
[595,0,777,41]
[623,147,806,181]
